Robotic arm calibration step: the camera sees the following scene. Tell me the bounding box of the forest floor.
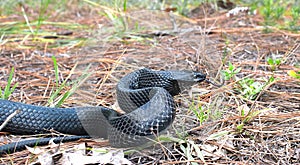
[0,2,299,164]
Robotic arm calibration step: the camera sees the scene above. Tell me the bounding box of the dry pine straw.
[0,8,300,165]
[0,37,300,164]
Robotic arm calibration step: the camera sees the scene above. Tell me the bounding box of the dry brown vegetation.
[0,1,299,164]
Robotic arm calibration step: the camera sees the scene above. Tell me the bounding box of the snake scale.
[0,68,206,155]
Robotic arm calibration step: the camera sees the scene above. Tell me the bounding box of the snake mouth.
[193,72,206,82]
[205,79,224,87]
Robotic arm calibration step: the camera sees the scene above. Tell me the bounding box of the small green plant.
[0,67,18,99]
[236,107,269,133]
[267,57,282,71]
[289,6,300,31]
[238,78,264,100]
[261,0,285,26]
[190,102,209,125]
[221,62,241,81]
[237,76,275,100]
[248,0,299,31]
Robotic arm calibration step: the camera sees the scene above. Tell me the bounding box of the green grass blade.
[56,91,71,107]
[123,0,127,12]
[3,67,18,99]
[48,85,65,107]
[52,56,59,87]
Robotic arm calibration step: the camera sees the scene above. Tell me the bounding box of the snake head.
[193,72,206,82]
[169,70,206,83]
[167,70,206,95]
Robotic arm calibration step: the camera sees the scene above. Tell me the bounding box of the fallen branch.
[0,110,20,131]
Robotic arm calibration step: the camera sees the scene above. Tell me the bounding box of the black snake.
[0,68,206,155]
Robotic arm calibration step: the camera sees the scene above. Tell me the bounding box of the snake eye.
[193,72,206,82]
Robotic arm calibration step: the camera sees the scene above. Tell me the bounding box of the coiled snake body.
[0,68,206,155]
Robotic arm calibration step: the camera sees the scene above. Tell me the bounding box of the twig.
[0,110,20,131]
